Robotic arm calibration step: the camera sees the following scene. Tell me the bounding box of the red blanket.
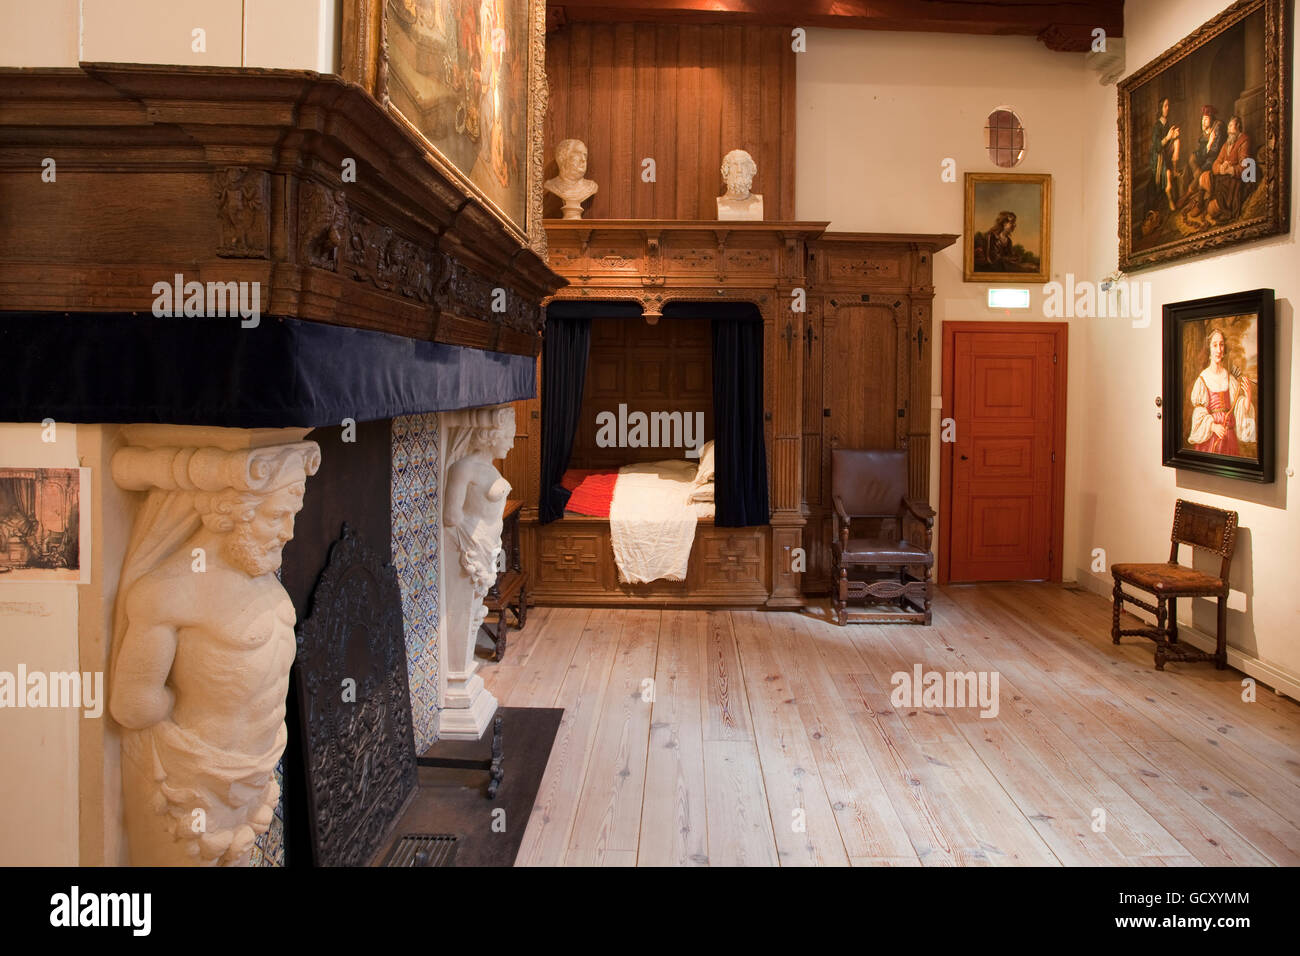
[561,468,619,518]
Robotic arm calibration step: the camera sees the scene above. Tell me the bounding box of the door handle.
[960,454,969,461]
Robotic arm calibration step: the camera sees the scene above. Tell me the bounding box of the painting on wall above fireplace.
[342,0,549,256]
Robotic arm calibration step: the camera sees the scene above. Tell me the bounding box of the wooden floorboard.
[478,583,1300,866]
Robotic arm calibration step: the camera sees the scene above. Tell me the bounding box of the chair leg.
[1167,597,1178,644]
[1110,577,1123,644]
[1215,595,1228,669]
[835,567,848,626]
[1152,596,1167,670]
[517,584,528,628]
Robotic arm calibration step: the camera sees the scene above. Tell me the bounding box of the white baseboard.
[1073,568,1300,705]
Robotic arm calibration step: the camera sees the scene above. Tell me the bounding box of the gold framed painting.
[963,172,1052,283]
[1118,0,1292,271]
[342,0,548,256]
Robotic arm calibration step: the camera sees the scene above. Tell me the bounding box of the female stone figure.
[440,406,514,736]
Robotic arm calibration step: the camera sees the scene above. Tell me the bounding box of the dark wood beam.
[548,1,1124,50]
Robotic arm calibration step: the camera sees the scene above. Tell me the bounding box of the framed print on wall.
[1119,0,1292,272]
[963,173,1052,283]
[1162,288,1275,482]
[341,0,548,256]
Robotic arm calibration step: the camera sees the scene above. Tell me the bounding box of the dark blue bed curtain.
[538,301,643,524]
[710,311,770,527]
[538,312,591,523]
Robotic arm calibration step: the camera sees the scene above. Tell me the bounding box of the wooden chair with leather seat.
[1110,498,1237,670]
[830,449,935,625]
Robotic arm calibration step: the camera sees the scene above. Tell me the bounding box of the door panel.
[826,305,898,451]
[948,328,1060,582]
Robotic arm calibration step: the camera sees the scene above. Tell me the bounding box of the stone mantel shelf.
[0,63,566,357]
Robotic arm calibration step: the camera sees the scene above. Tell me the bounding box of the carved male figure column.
[109,426,320,866]
[439,405,514,739]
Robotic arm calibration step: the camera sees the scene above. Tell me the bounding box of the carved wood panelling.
[536,223,953,604]
[572,318,713,469]
[0,66,565,357]
[529,519,769,604]
[802,233,956,594]
[544,23,796,220]
[537,530,605,587]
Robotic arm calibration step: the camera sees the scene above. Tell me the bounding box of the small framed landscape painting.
[963,172,1052,283]
[1162,288,1274,482]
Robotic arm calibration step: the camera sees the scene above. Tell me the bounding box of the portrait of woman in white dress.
[1184,323,1256,459]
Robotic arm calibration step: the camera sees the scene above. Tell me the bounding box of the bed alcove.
[501,220,956,609]
[528,299,772,605]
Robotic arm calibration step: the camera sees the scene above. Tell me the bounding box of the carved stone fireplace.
[0,65,564,866]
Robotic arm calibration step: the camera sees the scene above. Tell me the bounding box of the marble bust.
[717,148,764,221]
[544,138,598,220]
[110,436,320,866]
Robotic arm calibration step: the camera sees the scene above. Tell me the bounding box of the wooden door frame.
[938,321,1068,585]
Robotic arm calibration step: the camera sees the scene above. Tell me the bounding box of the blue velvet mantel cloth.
[0,312,536,426]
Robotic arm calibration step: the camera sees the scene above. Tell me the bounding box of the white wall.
[796,29,1093,584]
[797,17,1299,696]
[0,423,81,865]
[1077,0,1300,694]
[0,0,340,71]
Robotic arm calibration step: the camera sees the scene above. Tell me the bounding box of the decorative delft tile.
[253,757,286,867]
[392,413,441,752]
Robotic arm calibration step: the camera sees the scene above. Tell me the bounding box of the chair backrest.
[1170,498,1237,577]
[831,449,907,517]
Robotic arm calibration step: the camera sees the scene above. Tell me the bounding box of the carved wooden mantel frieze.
[0,65,566,356]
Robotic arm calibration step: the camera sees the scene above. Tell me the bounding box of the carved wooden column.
[109,425,321,866]
[766,232,810,607]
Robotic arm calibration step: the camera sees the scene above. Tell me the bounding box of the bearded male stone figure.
[717,148,764,221]
[110,436,319,866]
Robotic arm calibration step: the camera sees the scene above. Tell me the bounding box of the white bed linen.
[608,459,714,583]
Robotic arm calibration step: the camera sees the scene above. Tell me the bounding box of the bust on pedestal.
[544,139,598,220]
[716,148,764,221]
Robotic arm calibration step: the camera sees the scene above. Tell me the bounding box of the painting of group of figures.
[1120,0,1291,270]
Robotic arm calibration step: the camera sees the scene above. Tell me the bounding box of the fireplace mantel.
[0,63,565,358]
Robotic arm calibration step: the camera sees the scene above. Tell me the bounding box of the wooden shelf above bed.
[543,219,830,317]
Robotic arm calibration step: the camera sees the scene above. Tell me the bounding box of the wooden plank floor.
[480,583,1300,866]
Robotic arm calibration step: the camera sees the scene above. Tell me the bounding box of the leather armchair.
[830,449,934,625]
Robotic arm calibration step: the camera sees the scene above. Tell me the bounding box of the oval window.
[985,108,1025,167]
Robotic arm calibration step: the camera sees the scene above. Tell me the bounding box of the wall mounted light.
[987,288,1030,309]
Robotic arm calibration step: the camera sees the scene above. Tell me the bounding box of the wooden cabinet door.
[824,303,906,453]
[945,326,1063,582]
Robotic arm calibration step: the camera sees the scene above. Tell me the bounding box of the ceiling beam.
[547,1,1125,51]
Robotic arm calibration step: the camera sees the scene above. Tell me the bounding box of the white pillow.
[686,483,715,504]
[693,439,716,486]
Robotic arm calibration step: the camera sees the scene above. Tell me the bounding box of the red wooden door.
[943,324,1066,582]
